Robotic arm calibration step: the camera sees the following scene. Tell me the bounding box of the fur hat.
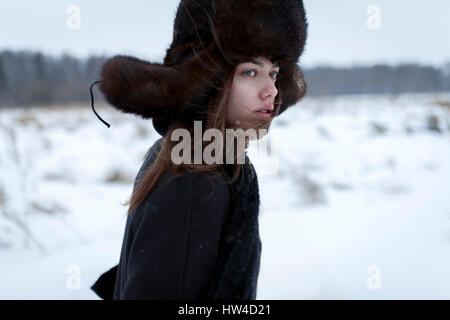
[96,0,308,135]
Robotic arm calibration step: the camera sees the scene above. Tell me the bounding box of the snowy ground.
[0,92,449,299]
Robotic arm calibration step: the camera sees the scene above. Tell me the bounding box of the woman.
[90,0,308,300]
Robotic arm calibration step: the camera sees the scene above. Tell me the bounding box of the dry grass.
[14,114,44,129]
[427,115,441,133]
[30,201,68,216]
[136,124,150,138]
[104,169,133,184]
[370,121,388,135]
[434,99,450,110]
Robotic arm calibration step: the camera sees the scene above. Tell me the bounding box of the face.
[226,56,279,133]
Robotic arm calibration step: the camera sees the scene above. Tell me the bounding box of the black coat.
[91,137,262,300]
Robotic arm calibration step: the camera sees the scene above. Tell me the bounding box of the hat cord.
[89,80,111,128]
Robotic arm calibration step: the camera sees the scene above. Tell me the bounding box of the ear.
[99,43,226,119]
[278,64,307,114]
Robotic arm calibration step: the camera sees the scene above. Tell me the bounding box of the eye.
[243,70,256,77]
[270,71,279,80]
[243,69,279,80]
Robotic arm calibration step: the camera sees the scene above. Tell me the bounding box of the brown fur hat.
[98,0,308,135]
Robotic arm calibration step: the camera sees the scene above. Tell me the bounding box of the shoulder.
[131,168,231,230]
[132,138,163,191]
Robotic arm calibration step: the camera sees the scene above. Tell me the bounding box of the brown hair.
[122,61,283,215]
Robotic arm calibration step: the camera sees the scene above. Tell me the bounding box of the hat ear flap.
[278,64,307,114]
[99,56,182,119]
[99,43,225,119]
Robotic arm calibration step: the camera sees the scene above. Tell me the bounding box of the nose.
[260,77,278,101]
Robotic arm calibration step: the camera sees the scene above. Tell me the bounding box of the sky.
[0,0,449,68]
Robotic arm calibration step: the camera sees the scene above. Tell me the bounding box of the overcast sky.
[0,0,449,67]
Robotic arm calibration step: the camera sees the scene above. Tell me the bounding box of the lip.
[255,104,274,118]
[255,110,273,118]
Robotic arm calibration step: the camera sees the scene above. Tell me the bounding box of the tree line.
[304,64,450,96]
[0,49,449,107]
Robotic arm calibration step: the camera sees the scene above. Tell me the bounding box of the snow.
[0,92,449,299]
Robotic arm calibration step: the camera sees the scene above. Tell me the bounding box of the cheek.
[231,82,254,105]
[227,81,257,124]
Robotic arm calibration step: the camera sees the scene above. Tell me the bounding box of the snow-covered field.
[1,92,449,299]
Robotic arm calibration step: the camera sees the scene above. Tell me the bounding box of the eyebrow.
[242,58,279,68]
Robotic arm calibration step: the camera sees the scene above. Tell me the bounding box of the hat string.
[89,80,111,128]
